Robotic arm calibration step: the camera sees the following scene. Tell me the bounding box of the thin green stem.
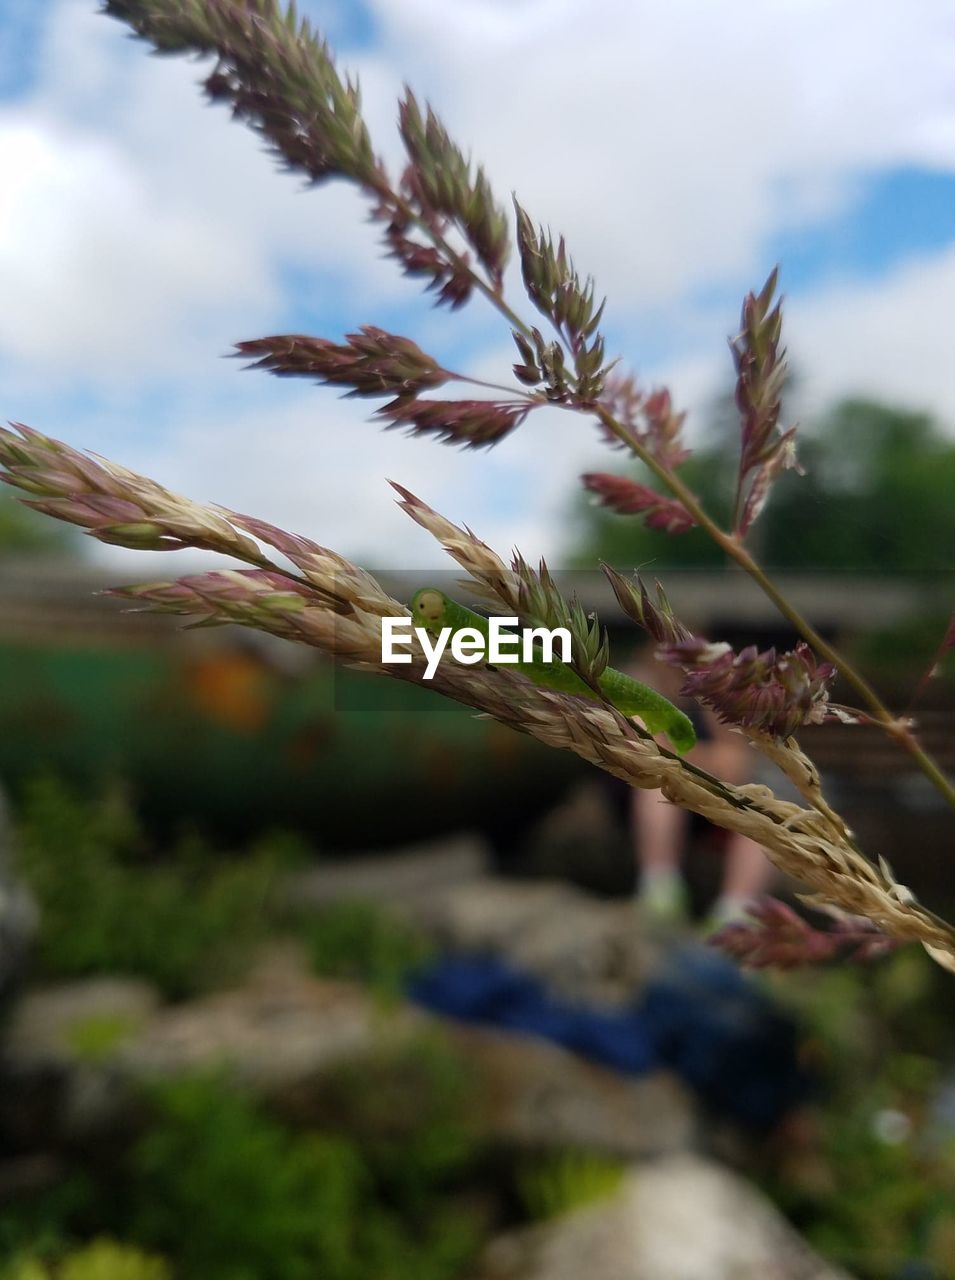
[449,372,541,401]
[387,191,535,340]
[389,181,955,809]
[594,405,955,808]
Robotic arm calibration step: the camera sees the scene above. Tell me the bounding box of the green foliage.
[574,448,730,570]
[64,1013,142,1063]
[5,1239,171,1280]
[775,1063,955,1277]
[299,900,434,1004]
[0,1054,485,1280]
[314,1032,483,1205]
[6,788,484,1276]
[843,611,955,687]
[14,778,285,997]
[766,949,955,1277]
[574,396,955,575]
[0,492,80,556]
[128,1076,362,1280]
[516,1150,626,1220]
[0,1176,97,1262]
[763,400,955,573]
[127,1073,481,1280]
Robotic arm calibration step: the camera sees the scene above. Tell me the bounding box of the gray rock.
[404,878,659,1006]
[287,836,659,1005]
[1,976,159,1141]
[123,946,423,1089]
[5,977,160,1064]
[0,783,38,1002]
[0,950,414,1144]
[1,948,694,1159]
[479,1154,853,1280]
[288,831,491,909]
[126,947,694,1156]
[445,1023,694,1158]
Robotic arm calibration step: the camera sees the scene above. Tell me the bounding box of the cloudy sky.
[3,0,955,570]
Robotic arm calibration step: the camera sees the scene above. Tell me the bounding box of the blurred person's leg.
[694,731,774,930]
[631,786,690,923]
[707,831,773,929]
[625,655,773,926]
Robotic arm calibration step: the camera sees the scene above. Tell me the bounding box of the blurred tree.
[0,490,81,556]
[571,397,955,574]
[765,400,955,572]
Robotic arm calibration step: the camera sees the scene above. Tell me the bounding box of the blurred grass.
[64,1012,142,1063]
[516,1150,626,1220]
[1,1063,487,1280]
[5,1239,171,1280]
[9,777,955,1278]
[762,950,955,1278]
[13,777,291,998]
[299,899,434,1006]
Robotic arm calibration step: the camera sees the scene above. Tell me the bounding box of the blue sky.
[773,168,955,288]
[3,0,955,569]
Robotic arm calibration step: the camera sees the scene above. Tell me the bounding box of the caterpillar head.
[411,588,445,632]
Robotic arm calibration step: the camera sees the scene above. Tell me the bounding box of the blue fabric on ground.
[409,954,659,1074]
[638,947,807,1128]
[408,945,809,1131]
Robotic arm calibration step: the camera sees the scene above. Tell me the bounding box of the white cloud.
[0,2,414,391]
[152,389,596,568]
[368,0,955,308]
[0,116,278,381]
[787,245,955,426]
[5,0,955,574]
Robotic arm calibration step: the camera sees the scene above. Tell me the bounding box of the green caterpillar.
[410,588,696,755]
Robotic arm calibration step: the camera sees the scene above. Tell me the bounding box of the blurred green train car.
[0,566,578,849]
